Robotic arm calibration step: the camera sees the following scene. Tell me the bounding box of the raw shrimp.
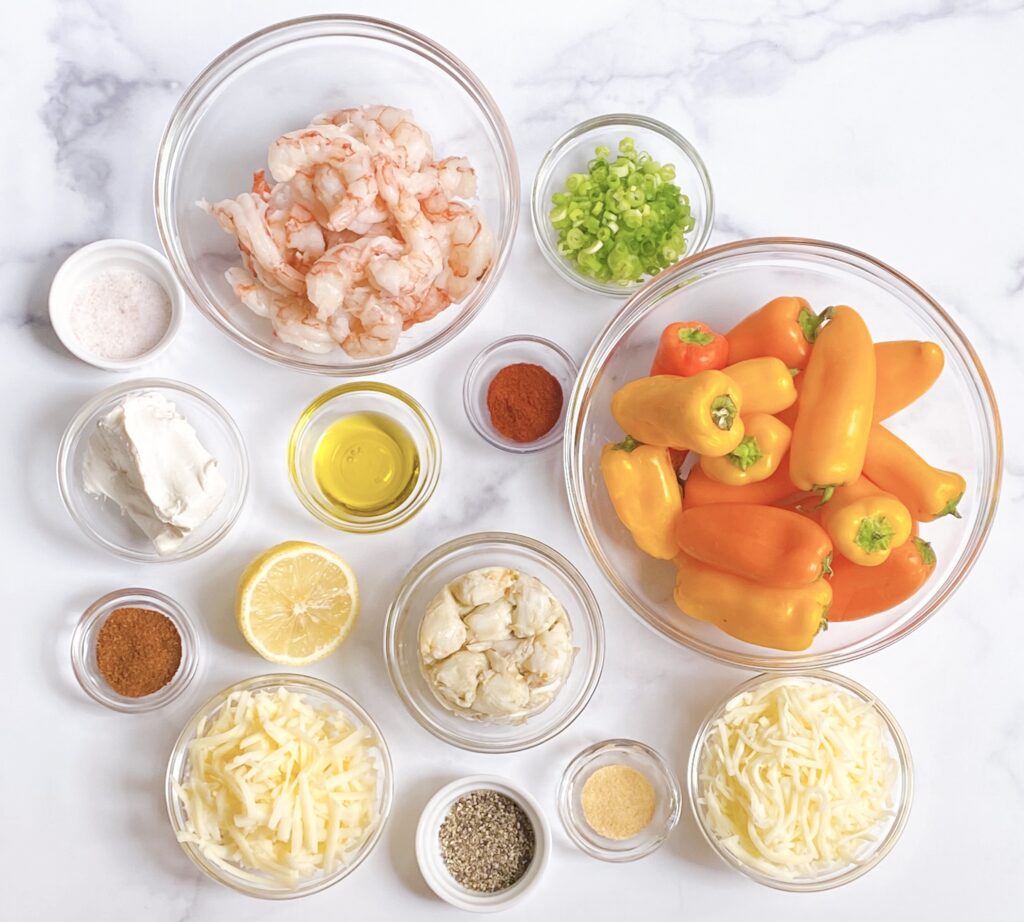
[267,124,365,183]
[437,204,495,301]
[271,296,337,354]
[339,286,404,357]
[203,105,495,358]
[305,236,403,320]
[203,193,307,295]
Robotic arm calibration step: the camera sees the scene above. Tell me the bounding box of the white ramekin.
[415,775,551,913]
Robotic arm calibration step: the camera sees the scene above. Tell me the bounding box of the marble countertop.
[4,1,1022,919]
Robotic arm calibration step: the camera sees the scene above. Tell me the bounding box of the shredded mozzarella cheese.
[173,687,381,885]
[698,678,898,879]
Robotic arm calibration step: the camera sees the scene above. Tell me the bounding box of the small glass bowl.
[384,532,605,753]
[288,382,441,533]
[70,588,200,713]
[166,673,394,899]
[558,739,681,862]
[687,671,914,892]
[462,335,577,453]
[57,378,249,562]
[531,113,713,297]
[415,775,551,913]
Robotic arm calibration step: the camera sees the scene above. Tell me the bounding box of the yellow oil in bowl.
[313,412,420,517]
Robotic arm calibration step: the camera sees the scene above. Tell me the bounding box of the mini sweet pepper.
[611,370,745,456]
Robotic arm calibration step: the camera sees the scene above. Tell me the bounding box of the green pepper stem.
[710,395,738,431]
[821,552,833,579]
[854,514,896,554]
[798,307,830,343]
[727,436,763,471]
[912,537,937,566]
[677,326,715,345]
[938,493,963,519]
[614,435,640,452]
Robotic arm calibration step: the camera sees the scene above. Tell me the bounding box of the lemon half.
[236,541,359,665]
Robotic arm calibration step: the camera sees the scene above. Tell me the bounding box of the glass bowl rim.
[383,530,606,753]
[564,235,1003,670]
[70,587,201,713]
[164,672,395,899]
[56,377,250,562]
[557,737,683,862]
[686,669,914,891]
[462,334,578,454]
[287,381,442,533]
[530,112,715,297]
[153,13,520,377]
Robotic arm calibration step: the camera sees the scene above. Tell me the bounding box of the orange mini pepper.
[720,357,797,415]
[819,476,912,567]
[700,413,791,486]
[874,340,945,421]
[611,371,745,456]
[725,296,823,370]
[673,552,831,652]
[601,438,682,560]
[789,306,876,492]
[830,536,936,621]
[650,321,729,377]
[675,504,833,588]
[862,423,966,521]
[683,460,798,509]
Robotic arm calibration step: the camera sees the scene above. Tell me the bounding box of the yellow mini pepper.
[601,438,682,559]
[721,356,797,415]
[700,413,791,486]
[673,552,831,652]
[611,370,745,456]
[862,423,966,520]
[790,305,876,492]
[819,476,913,567]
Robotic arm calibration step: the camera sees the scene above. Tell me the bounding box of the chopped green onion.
[549,135,694,285]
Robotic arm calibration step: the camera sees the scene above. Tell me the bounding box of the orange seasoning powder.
[486,363,563,443]
[95,606,182,697]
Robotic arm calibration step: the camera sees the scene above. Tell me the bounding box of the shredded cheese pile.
[699,678,898,879]
[173,687,381,885]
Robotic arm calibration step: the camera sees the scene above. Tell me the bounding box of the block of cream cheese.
[82,391,226,554]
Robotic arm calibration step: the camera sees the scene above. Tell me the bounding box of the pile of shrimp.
[202,106,495,358]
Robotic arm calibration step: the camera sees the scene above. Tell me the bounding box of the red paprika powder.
[486,363,563,443]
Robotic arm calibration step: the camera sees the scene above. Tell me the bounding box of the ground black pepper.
[438,790,535,892]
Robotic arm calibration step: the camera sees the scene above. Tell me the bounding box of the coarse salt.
[70,268,172,360]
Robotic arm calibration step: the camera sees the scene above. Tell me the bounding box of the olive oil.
[314,412,420,516]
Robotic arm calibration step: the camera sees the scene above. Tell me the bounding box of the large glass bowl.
[155,15,519,375]
[165,674,393,899]
[565,237,1002,670]
[688,671,913,891]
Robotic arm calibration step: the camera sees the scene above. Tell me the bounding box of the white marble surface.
[3,1,1023,918]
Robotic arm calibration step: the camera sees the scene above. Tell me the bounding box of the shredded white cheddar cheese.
[698,678,898,879]
[173,687,381,885]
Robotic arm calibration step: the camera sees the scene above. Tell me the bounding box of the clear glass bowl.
[565,237,1002,670]
[70,588,200,713]
[57,379,249,562]
[558,739,681,862]
[687,671,913,891]
[462,335,577,453]
[384,532,605,753]
[155,15,519,375]
[165,673,394,899]
[288,382,440,532]
[531,114,713,297]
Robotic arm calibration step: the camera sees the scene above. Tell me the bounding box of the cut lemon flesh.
[236,541,359,665]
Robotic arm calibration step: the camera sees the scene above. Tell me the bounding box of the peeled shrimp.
[204,105,494,358]
[266,124,365,183]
